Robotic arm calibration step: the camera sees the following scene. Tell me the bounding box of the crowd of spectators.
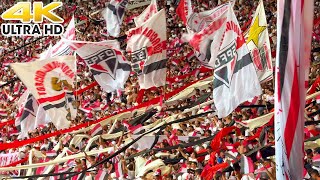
[0,0,319,179]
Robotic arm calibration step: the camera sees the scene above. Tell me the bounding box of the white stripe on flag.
[275,0,314,179]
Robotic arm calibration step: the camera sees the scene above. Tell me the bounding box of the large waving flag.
[103,0,129,37]
[127,9,167,89]
[183,3,230,68]
[134,0,158,27]
[15,19,77,137]
[11,56,76,130]
[176,0,193,25]
[275,0,314,179]
[245,0,273,82]
[69,40,131,93]
[190,6,261,118]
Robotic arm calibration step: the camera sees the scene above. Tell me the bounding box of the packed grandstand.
[0,0,319,179]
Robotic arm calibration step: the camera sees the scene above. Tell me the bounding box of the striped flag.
[45,150,57,159]
[127,9,167,89]
[90,123,103,137]
[240,155,254,174]
[275,0,314,179]
[245,0,273,82]
[102,0,129,37]
[11,56,76,130]
[68,40,131,93]
[96,169,108,180]
[0,109,7,117]
[189,5,261,118]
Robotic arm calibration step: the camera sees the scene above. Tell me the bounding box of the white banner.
[127,9,167,89]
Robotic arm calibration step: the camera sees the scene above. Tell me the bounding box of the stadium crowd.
[0,0,320,179]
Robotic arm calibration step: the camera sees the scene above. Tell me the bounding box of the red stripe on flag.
[284,63,300,158]
[38,92,66,104]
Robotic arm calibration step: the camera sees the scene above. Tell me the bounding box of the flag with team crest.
[69,40,131,93]
[186,5,261,118]
[183,2,230,68]
[103,0,129,37]
[134,0,158,27]
[245,0,273,82]
[127,9,167,89]
[11,56,76,130]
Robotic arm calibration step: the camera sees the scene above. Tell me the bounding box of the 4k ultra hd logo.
[1,2,64,36]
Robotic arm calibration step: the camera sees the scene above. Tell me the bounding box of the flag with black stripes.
[11,56,76,130]
[127,9,167,89]
[274,0,314,179]
[102,0,129,37]
[211,6,261,118]
[16,90,49,138]
[69,40,131,93]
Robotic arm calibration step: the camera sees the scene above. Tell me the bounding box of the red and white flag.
[127,9,167,89]
[134,0,158,27]
[11,56,76,130]
[68,40,131,93]
[245,0,273,82]
[0,109,7,117]
[189,5,261,118]
[90,123,103,137]
[96,169,108,180]
[275,0,314,179]
[176,0,193,25]
[240,155,254,174]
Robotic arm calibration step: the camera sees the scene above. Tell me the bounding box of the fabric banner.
[275,0,314,179]
[211,6,261,118]
[103,0,129,37]
[176,0,193,25]
[127,9,167,89]
[183,3,229,68]
[69,40,131,93]
[134,0,158,27]
[245,0,273,82]
[11,56,77,130]
[16,92,49,138]
[15,17,76,138]
[0,153,20,167]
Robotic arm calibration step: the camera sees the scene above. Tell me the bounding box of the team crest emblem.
[85,49,118,79]
[214,42,237,88]
[131,47,147,75]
